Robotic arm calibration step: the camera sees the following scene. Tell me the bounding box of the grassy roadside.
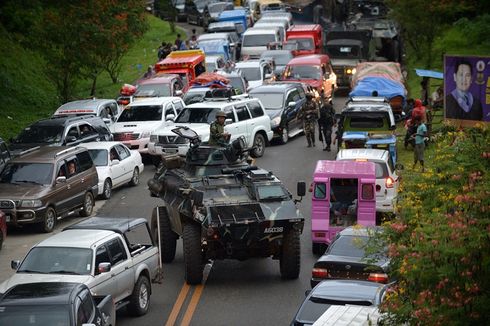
[0,14,180,141]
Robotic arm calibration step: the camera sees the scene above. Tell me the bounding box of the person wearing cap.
[297,93,319,147]
[209,111,231,146]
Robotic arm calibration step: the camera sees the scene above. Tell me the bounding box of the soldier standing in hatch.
[298,93,319,147]
[209,111,231,146]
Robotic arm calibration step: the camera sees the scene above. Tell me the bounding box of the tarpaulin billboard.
[444,55,490,125]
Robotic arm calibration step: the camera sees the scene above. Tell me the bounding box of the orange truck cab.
[154,50,206,90]
[286,24,322,56]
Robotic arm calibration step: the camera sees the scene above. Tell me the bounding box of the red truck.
[285,24,322,56]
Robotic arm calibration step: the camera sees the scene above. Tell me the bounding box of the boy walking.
[412,116,427,172]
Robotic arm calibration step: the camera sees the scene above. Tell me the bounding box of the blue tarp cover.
[415,69,443,79]
[349,76,406,99]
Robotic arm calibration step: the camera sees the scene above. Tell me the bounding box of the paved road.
[0,94,347,325]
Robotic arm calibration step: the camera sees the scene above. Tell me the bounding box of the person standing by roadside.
[175,33,183,49]
[411,116,427,172]
[297,93,319,147]
[318,102,336,151]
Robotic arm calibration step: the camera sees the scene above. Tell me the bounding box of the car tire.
[101,179,112,200]
[183,223,204,285]
[280,125,289,145]
[39,207,56,233]
[280,228,300,279]
[79,192,94,217]
[127,275,151,316]
[151,206,178,263]
[250,133,266,158]
[128,167,140,186]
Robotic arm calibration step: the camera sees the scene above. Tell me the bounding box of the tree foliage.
[380,124,490,324]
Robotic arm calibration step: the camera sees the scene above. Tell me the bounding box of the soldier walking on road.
[318,102,336,151]
[298,93,319,147]
[209,111,231,146]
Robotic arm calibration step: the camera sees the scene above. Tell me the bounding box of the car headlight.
[149,135,158,142]
[346,67,356,75]
[20,200,43,208]
[271,116,281,128]
[140,131,151,139]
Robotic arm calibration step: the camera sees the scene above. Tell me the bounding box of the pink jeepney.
[311,160,376,254]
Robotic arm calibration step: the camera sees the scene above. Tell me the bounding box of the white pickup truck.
[0,217,160,317]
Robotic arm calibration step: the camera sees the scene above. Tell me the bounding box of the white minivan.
[241,27,281,59]
[110,97,185,154]
[53,99,120,127]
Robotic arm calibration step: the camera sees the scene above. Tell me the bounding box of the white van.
[253,20,287,42]
[54,99,120,126]
[241,27,281,59]
[257,15,292,30]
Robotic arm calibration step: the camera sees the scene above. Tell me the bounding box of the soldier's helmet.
[216,111,227,118]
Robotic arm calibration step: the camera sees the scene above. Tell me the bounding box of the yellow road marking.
[165,283,190,326]
[180,284,204,326]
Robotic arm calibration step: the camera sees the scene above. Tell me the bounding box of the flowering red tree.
[381,124,490,324]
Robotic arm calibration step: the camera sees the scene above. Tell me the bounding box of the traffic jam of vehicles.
[0,0,411,324]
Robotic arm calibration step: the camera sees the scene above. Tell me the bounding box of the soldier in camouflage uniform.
[209,111,230,146]
[297,93,319,147]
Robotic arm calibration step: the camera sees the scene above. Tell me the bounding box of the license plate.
[165,148,177,154]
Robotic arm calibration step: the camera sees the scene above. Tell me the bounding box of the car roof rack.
[18,146,41,156]
[55,146,81,158]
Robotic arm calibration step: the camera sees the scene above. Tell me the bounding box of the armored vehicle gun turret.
[148,127,306,284]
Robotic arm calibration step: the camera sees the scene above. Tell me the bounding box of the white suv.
[336,148,399,214]
[110,97,185,154]
[148,95,273,158]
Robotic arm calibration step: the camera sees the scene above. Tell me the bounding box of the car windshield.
[261,52,293,65]
[209,2,228,13]
[88,149,108,166]
[14,125,64,144]
[117,105,163,122]
[250,92,284,109]
[175,107,220,124]
[327,45,361,58]
[256,185,288,200]
[242,34,276,47]
[18,247,93,275]
[285,65,322,80]
[227,76,246,94]
[0,305,70,326]
[183,89,210,105]
[329,235,369,258]
[239,67,261,81]
[294,37,314,50]
[135,83,171,97]
[0,163,53,185]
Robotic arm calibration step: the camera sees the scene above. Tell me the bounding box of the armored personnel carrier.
[148,127,306,284]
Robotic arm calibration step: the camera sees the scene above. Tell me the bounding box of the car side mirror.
[111,159,120,166]
[11,260,20,270]
[166,114,176,122]
[225,118,233,125]
[66,136,77,143]
[297,181,306,197]
[97,262,111,274]
[395,163,404,170]
[288,101,296,107]
[56,176,67,184]
[175,90,183,96]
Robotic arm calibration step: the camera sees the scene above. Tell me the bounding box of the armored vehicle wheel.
[151,206,177,263]
[280,229,300,279]
[127,275,150,316]
[250,133,266,158]
[79,192,94,217]
[183,223,204,285]
[39,207,56,233]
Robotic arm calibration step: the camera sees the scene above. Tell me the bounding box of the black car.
[184,0,207,25]
[10,115,113,154]
[0,282,115,326]
[311,226,390,288]
[0,138,11,173]
[249,83,306,144]
[291,279,389,326]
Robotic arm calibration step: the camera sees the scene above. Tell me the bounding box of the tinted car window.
[328,235,368,257]
[79,290,95,323]
[125,224,153,253]
[117,105,163,122]
[107,238,127,265]
[176,107,219,124]
[115,145,130,160]
[14,125,64,144]
[173,100,184,113]
[0,163,54,185]
[250,92,283,109]
[247,101,265,117]
[88,149,108,167]
[235,106,251,121]
[77,151,93,172]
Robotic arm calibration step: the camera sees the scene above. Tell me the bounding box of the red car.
[0,210,7,250]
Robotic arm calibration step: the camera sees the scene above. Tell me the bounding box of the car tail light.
[376,184,381,192]
[312,268,329,279]
[385,177,395,188]
[368,273,389,283]
[314,232,325,238]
